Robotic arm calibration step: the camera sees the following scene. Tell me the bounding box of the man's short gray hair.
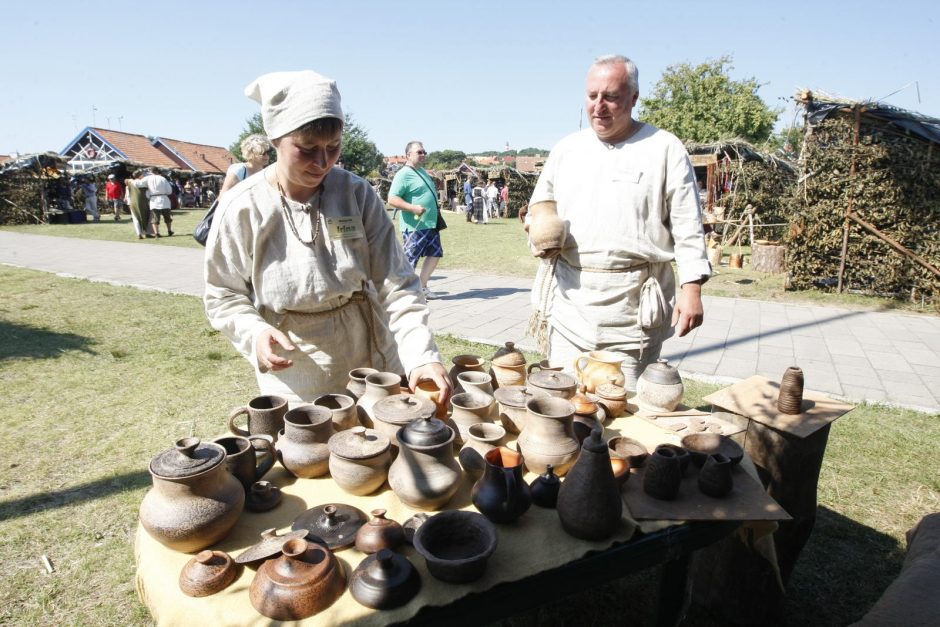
[592,54,639,94]
[405,140,424,155]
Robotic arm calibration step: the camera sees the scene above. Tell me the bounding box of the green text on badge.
[326,216,364,240]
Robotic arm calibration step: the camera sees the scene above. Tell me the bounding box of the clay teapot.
[573,350,626,393]
[388,416,462,510]
[635,359,684,412]
[527,199,568,257]
[139,437,245,553]
[556,425,623,540]
[490,341,527,389]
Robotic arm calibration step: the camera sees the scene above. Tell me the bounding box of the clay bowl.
[412,511,497,584]
[607,436,649,469]
[681,433,744,468]
[610,458,630,487]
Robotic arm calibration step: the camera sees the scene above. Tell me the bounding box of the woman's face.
[274,130,342,191]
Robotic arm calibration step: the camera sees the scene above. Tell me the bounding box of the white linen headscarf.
[244,70,344,140]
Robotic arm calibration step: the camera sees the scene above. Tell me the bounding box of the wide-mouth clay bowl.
[412,511,497,584]
[607,436,649,469]
[681,433,744,468]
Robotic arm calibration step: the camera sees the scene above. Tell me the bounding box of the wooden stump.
[752,243,786,274]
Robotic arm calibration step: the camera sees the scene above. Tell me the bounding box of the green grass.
[0,265,936,625]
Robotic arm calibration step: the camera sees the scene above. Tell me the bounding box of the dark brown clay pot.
[777,366,805,414]
[412,511,497,584]
[249,538,346,621]
[471,447,532,524]
[355,509,405,554]
[657,443,691,476]
[350,549,421,610]
[643,445,683,501]
[213,435,275,493]
[246,480,282,512]
[529,464,561,508]
[556,426,623,540]
[179,550,239,597]
[681,433,744,468]
[698,453,734,497]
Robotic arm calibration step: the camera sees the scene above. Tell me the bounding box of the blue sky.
[2,0,937,157]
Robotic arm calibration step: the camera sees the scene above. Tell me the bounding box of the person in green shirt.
[387,141,445,299]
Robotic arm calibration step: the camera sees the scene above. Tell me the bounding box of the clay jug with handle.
[573,350,626,393]
[471,447,532,524]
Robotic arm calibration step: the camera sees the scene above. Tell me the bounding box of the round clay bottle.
[529,464,561,508]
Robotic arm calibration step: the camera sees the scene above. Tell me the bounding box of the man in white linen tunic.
[529,55,711,389]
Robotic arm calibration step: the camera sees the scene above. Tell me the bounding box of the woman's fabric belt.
[558,257,654,273]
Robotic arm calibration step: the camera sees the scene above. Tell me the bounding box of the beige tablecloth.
[134,416,737,625]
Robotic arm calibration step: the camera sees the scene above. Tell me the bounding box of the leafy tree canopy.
[638,56,779,144]
[229,113,384,177]
[426,149,467,170]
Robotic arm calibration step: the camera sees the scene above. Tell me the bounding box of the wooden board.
[626,402,746,438]
[702,375,854,439]
[622,462,790,522]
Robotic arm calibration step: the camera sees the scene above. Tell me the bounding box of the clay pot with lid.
[527,369,577,399]
[556,426,623,540]
[372,393,436,449]
[388,416,462,510]
[493,385,535,434]
[355,509,405,554]
[449,355,486,393]
[277,404,333,478]
[328,427,391,496]
[350,549,421,610]
[596,375,628,418]
[635,359,684,412]
[527,199,568,258]
[249,538,346,620]
[139,437,245,553]
[356,371,403,428]
[517,396,580,476]
[490,341,527,389]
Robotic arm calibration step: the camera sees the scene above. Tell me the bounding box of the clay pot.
[657,443,691,475]
[277,405,333,478]
[570,384,602,444]
[698,453,734,498]
[573,351,626,393]
[472,447,532,524]
[527,369,578,399]
[459,423,508,479]
[449,355,486,393]
[328,427,391,496]
[350,549,421,610]
[527,199,568,257]
[529,464,561,508]
[372,393,436,449]
[412,511,498,584]
[249,538,346,621]
[414,380,448,419]
[557,426,623,540]
[493,385,535,434]
[596,375,628,419]
[228,395,288,443]
[346,367,378,401]
[179,550,239,597]
[246,480,282,512]
[388,416,462,510]
[777,366,805,414]
[355,509,405,554]
[213,434,275,493]
[139,438,245,553]
[449,392,495,447]
[518,396,580,476]
[313,393,359,431]
[457,371,496,405]
[681,433,744,468]
[643,445,683,501]
[635,359,684,412]
[607,436,649,469]
[356,371,402,428]
[490,341,527,389]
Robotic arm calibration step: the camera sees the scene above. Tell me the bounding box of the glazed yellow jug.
[573,351,626,393]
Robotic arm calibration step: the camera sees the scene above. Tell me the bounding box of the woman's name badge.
[326,216,364,240]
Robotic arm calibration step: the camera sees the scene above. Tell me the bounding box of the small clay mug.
[314,393,359,431]
[213,435,275,492]
[228,395,288,442]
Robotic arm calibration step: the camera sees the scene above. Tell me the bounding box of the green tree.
[426,149,467,170]
[639,56,779,144]
[516,147,548,156]
[229,113,384,177]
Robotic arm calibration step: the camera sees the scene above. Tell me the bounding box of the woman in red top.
[105,174,125,221]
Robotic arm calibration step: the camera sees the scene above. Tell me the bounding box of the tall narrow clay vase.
[556,426,623,540]
[777,366,804,414]
[471,447,532,524]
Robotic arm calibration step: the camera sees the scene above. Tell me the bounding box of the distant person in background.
[485,180,499,218]
[105,174,124,221]
[220,134,272,198]
[125,170,153,239]
[500,182,509,217]
[472,182,486,224]
[463,177,473,221]
[133,170,174,237]
[193,181,203,207]
[81,178,100,222]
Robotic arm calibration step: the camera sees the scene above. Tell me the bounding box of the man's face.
[407,143,427,167]
[585,63,638,144]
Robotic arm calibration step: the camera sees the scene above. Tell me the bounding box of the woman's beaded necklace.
[276,178,321,245]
